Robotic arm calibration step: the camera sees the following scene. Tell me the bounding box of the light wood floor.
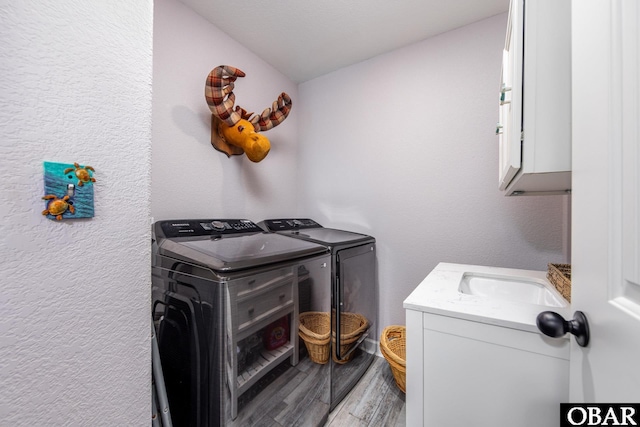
[326,356,406,427]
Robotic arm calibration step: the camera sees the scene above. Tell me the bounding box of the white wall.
[152,0,301,220]
[153,2,569,342]
[0,2,153,425]
[298,14,571,331]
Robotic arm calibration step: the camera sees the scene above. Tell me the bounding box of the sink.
[458,272,567,307]
[404,263,572,333]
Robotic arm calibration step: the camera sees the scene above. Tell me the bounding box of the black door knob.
[536,310,590,347]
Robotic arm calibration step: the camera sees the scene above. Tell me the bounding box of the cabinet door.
[498,0,572,195]
[498,0,523,190]
[422,319,568,427]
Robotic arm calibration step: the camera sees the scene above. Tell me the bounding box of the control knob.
[211,220,226,231]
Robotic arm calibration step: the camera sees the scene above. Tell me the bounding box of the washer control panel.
[157,219,263,238]
[260,218,322,231]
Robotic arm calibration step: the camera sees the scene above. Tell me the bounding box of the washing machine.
[151,219,332,426]
[258,218,377,410]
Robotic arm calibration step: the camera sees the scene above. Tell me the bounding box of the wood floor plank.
[228,354,405,427]
[368,385,405,427]
[325,408,368,427]
[343,360,391,423]
[275,364,330,425]
[291,398,330,427]
[394,403,407,427]
[327,356,406,427]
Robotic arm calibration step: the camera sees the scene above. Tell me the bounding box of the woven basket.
[299,312,330,364]
[331,312,369,364]
[547,263,571,303]
[380,325,406,393]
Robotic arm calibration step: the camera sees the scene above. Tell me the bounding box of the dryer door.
[332,242,377,408]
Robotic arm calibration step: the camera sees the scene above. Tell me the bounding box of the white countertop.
[403,262,571,333]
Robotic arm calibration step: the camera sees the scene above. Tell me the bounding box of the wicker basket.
[380,325,406,393]
[547,263,571,303]
[331,312,369,364]
[299,312,331,364]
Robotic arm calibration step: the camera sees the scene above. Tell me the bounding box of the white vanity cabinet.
[405,310,569,427]
[498,0,572,195]
[404,263,570,427]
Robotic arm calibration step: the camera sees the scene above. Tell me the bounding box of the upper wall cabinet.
[497,0,572,196]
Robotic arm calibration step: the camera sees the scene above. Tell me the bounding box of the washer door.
[154,293,208,426]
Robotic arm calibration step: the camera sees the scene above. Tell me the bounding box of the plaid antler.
[205,65,246,126]
[251,93,292,132]
[205,65,292,131]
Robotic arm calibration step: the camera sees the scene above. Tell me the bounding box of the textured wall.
[0,2,153,425]
[152,0,301,221]
[298,14,571,334]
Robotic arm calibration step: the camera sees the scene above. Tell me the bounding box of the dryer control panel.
[157,219,263,238]
[260,218,321,231]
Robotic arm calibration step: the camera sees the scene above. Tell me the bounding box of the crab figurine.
[42,194,75,220]
[64,162,96,187]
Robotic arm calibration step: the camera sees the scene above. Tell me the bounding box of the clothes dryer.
[152,219,331,426]
[259,218,377,410]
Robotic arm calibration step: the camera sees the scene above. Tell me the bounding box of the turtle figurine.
[64,162,96,187]
[42,194,75,220]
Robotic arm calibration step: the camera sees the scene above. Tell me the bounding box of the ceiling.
[178,0,509,83]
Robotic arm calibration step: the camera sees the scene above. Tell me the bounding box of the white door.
[571,0,640,401]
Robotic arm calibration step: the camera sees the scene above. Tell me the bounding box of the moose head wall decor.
[205,65,292,162]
